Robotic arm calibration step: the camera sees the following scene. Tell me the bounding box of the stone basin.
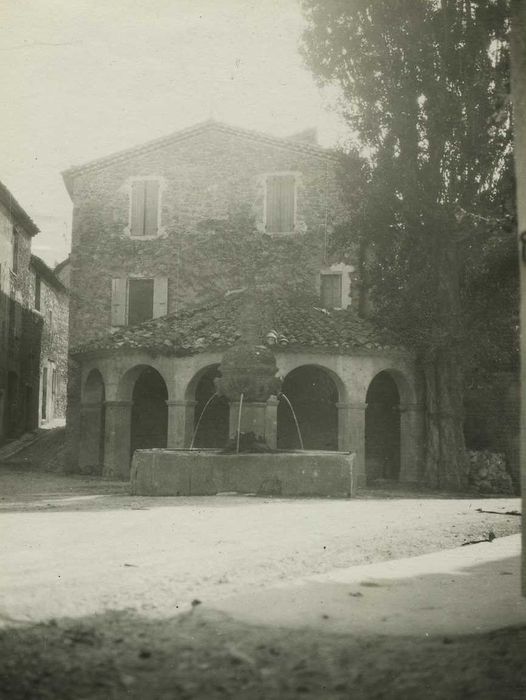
[130,449,356,498]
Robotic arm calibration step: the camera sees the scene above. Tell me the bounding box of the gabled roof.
[62,120,338,197]
[0,180,39,237]
[72,292,402,358]
[30,255,68,293]
[54,255,70,275]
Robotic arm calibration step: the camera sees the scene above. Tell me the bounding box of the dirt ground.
[0,467,523,699]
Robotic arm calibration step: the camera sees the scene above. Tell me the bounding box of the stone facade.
[0,182,69,444]
[0,183,40,441]
[64,121,350,348]
[63,121,425,484]
[29,256,69,424]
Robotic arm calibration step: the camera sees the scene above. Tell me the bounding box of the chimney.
[286,127,318,145]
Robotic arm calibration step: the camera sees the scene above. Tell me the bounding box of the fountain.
[130,288,356,498]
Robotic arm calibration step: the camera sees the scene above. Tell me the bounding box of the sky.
[0,0,345,266]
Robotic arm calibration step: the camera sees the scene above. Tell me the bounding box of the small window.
[130,179,160,237]
[12,228,19,273]
[35,275,41,311]
[128,278,154,326]
[321,274,343,309]
[111,277,168,326]
[265,174,295,233]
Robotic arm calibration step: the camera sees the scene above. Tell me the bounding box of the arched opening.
[365,371,401,483]
[278,365,339,450]
[80,369,106,473]
[130,367,168,454]
[191,365,229,448]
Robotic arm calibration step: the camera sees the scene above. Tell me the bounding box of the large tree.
[301,0,515,489]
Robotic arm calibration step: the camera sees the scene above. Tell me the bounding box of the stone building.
[30,255,69,425]
[0,181,68,442]
[63,120,424,485]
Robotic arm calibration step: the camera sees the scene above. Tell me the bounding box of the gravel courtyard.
[0,468,521,625]
[0,468,524,699]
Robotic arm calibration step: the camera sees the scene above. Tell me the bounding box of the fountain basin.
[130,449,356,498]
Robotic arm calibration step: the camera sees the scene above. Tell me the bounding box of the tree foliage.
[301,0,516,488]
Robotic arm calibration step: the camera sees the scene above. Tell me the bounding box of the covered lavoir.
[72,293,424,488]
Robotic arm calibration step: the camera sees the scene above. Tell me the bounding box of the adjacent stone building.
[30,255,69,425]
[0,181,69,442]
[63,120,424,485]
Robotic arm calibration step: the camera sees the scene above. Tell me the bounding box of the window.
[128,278,154,325]
[35,275,41,311]
[111,277,168,326]
[41,366,48,421]
[8,298,16,339]
[321,274,343,309]
[12,228,19,273]
[130,179,160,237]
[265,174,295,233]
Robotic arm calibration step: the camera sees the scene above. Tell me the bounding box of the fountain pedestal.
[229,401,272,442]
[131,449,356,498]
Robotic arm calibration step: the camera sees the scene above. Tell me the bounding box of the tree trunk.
[423,211,467,490]
[423,350,467,490]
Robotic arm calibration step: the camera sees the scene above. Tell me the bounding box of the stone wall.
[0,203,39,442]
[28,269,69,421]
[67,126,349,348]
[464,373,520,492]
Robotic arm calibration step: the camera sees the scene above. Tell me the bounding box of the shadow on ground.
[0,468,520,514]
[0,606,524,700]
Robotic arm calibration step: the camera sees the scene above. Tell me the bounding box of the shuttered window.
[111,277,168,326]
[321,274,342,309]
[128,279,154,326]
[130,180,160,237]
[265,174,295,233]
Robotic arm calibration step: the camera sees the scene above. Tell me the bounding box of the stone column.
[337,402,367,487]
[399,403,424,483]
[79,401,104,473]
[103,400,132,480]
[166,399,196,448]
[229,401,268,440]
[265,396,279,449]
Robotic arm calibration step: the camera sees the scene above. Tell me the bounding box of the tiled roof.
[62,120,338,196]
[72,293,402,357]
[30,255,68,293]
[0,180,39,237]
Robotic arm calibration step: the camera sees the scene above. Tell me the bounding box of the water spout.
[236,393,244,454]
[190,393,219,449]
[280,393,304,450]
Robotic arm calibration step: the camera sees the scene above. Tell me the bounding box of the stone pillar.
[79,401,104,473]
[337,402,366,487]
[399,403,424,483]
[166,400,196,448]
[103,400,132,480]
[229,401,267,440]
[265,396,279,449]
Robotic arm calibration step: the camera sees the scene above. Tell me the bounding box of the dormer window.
[130,179,160,237]
[265,174,296,233]
[319,264,353,310]
[321,274,343,309]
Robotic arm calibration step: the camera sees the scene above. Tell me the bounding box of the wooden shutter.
[266,176,279,232]
[111,278,128,326]
[130,181,146,236]
[144,180,160,236]
[279,175,295,232]
[266,175,295,232]
[321,274,342,308]
[153,277,168,318]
